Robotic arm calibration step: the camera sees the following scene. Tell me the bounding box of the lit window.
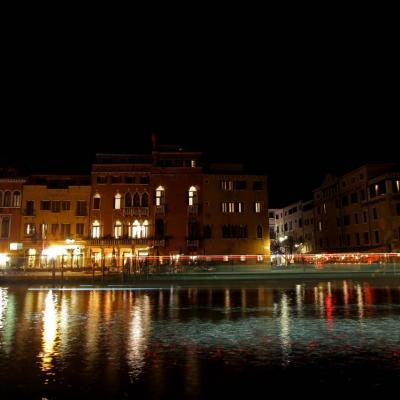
[92,221,100,238]
[156,186,165,206]
[114,193,121,210]
[255,202,261,213]
[188,186,198,206]
[142,220,149,238]
[221,202,228,213]
[114,220,122,238]
[396,181,400,192]
[257,255,263,262]
[191,160,196,168]
[236,202,244,213]
[221,181,233,190]
[132,220,141,238]
[318,222,322,232]
[223,256,229,262]
[228,202,235,213]
[12,191,21,207]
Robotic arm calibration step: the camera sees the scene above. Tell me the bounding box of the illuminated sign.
[10,243,23,250]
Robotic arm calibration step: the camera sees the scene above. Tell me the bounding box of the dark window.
[111,176,121,184]
[256,225,263,239]
[360,190,365,201]
[346,234,351,247]
[1,217,10,239]
[337,218,341,227]
[125,193,132,207]
[284,223,288,232]
[343,215,350,226]
[155,219,165,238]
[364,232,370,245]
[396,203,400,216]
[354,213,359,224]
[350,192,358,204]
[139,176,150,184]
[373,208,378,219]
[141,192,149,207]
[40,201,51,210]
[188,221,198,239]
[51,224,58,235]
[298,218,302,228]
[26,200,34,215]
[363,211,367,223]
[336,199,341,208]
[51,201,61,213]
[342,195,349,207]
[62,201,70,211]
[374,230,380,244]
[253,181,263,190]
[93,197,101,210]
[76,223,84,235]
[319,239,323,248]
[356,233,360,246]
[125,176,135,184]
[76,201,88,216]
[235,181,247,190]
[133,193,140,207]
[61,224,71,239]
[203,225,212,239]
[96,176,107,184]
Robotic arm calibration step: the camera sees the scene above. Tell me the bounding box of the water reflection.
[279,293,291,365]
[127,294,150,380]
[1,281,400,397]
[38,290,60,378]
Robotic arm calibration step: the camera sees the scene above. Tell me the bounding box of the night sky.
[1,35,398,207]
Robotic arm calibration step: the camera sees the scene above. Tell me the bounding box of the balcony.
[123,207,149,217]
[187,239,199,247]
[154,239,165,247]
[187,204,198,216]
[23,209,35,216]
[89,238,151,246]
[155,205,165,215]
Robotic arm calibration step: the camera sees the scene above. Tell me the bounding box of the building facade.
[314,164,400,252]
[0,169,24,265]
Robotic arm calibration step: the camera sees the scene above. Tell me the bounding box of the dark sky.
[1,29,398,207]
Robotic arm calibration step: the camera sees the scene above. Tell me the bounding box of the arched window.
[92,220,101,238]
[93,193,101,210]
[12,191,21,207]
[132,220,140,238]
[3,191,11,207]
[141,192,149,207]
[114,220,122,238]
[133,192,140,207]
[123,221,131,238]
[155,219,164,238]
[125,192,132,207]
[188,186,197,206]
[257,225,263,239]
[114,193,121,210]
[142,220,149,238]
[155,186,165,206]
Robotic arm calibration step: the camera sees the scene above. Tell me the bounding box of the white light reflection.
[0,288,7,330]
[296,284,303,317]
[279,293,291,365]
[39,290,59,377]
[127,294,150,381]
[356,284,364,320]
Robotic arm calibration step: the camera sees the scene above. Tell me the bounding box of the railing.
[155,205,165,215]
[23,209,35,216]
[154,239,165,247]
[123,207,149,217]
[89,238,151,246]
[187,204,198,216]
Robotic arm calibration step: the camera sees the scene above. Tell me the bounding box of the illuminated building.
[0,168,24,257]
[87,136,269,266]
[314,164,400,252]
[20,175,91,267]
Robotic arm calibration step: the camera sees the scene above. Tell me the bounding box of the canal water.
[1,280,400,398]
